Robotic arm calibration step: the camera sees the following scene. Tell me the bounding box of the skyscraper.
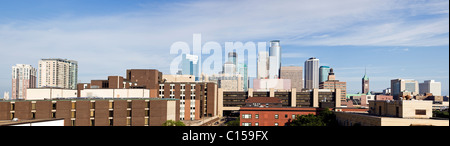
[181,54,199,80]
[419,80,441,96]
[12,64,37,100]
[280,66,303,90]
[268,40,281,79]
[228,52,237,71]
[38,58,78,89]
[304,57,319,89]
[257,51,269,79]
[319,66,331,83]
[362,69,369,94]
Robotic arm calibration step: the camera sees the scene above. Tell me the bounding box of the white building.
[304,57,320,89]
[268,40,281,79]
[391,79,419,100]
[38,58,78,89]
[257,51,269,79]
[3,92,9,100]
[419,80,441,96]
[253,79,291,91]
[80,89,150,98]
[26,88,77,100]
[12,64,37,100]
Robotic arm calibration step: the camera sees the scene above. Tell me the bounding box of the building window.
[71,102,76,109]
[109,111,114,117]
[109,102,114,109]
[292,115,296,119]
[285,114,288,118]
[90,111,95,117]
[255,122,259,126]
[90,119,95,126]
[71,120,76,126]
[255,114,259,119]
[415,109,426,115]
[71,111,76,118]
[242,114,252,119]
[126,118,131,126]
[31,103,36,110]
[51,112,56,118]
[109,119,114,126]
[275,114,279,119]
[10,103,15,111]
[52,103,57,110]
[127,102,132,108]
[275,123,279,126]
[31,112,36,119]
[90,102,95,109]
[242,123,251,126]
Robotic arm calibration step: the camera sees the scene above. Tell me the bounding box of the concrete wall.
[80,89,150,98]
[27,88,77,100]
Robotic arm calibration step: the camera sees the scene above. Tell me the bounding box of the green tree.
[162,120,186,126]
[226,118,240,126]
[290,108,338,126]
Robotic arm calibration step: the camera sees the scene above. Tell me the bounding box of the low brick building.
[0,98,179,126]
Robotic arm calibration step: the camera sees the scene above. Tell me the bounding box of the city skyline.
[0,0,448,96]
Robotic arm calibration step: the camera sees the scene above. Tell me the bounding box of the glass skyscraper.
[304,57,320,89]
[319,66,331,83]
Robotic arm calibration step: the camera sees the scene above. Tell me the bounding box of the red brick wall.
[240,108,319,126]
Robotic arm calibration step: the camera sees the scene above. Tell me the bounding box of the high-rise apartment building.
[38,58,78,89]
[419,80,441,96]
[12,64,37,100]
[391,79,419,100]
[304,57,319,89]
[257,51,269,79]
[280,66,303,90]
[319,66,330,83]
[268,40,281,79]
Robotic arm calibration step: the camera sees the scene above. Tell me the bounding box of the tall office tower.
[362,69,369,94]
[280,66,303,90]
[38,59,78,89]
[238,63,248,91]
[181,54,199,80]
[304,57,320,89]
[419,80,441,96]
[391,79,419,100]
[319,66,331,83]
[12,64,37,100]
[228,52,237,71]
[257,51,269,79]
[268,40,281,79]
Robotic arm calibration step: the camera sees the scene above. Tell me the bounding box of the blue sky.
[0,0,448,95]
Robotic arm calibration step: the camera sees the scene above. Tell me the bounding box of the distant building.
[280,66,303,90]
[38,58,78,89]
[12,64,37,100]
[257,51,269,79]
[391,79,419,100]
[362,70,369,94]
[319,66,330,83]
[268,40,281,79]
[304,57,320,89]
[319,68,347,101]
[3,92,9,100]
[419,80,441,96]
[181,54,199,80]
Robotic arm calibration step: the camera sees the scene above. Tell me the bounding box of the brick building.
[0,98,178,126]
[240,107,322,126]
